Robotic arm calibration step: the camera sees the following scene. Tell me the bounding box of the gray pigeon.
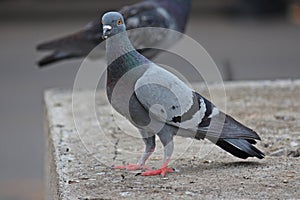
[36,0,192,67]
[103,12,264,176]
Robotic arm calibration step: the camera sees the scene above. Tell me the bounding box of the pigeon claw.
[141,167,174,177]
[114,164,150,171]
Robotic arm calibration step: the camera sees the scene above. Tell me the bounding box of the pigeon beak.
[102,25,112,39]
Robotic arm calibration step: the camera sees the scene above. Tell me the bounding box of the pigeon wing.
[134,65,207,131]
[134,65,261,141]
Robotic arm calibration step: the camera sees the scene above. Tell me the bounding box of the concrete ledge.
[44,80,300,199]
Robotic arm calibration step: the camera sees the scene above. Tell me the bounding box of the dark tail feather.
[37,40,58,51]
[215,138,265,159]
[37,52,80,68]
[202,112,264,159]
[36,31,86,51]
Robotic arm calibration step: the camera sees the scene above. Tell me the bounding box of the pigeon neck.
[106,32,136,65]
[105,31,151,101]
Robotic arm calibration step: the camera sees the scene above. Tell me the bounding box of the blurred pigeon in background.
[102,12,264,176]
[36,0,192,67]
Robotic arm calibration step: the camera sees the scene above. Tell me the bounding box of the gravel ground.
[45,80,300,199]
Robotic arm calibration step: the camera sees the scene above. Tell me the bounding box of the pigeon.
[36,0,192,67]
[102,12,264,176]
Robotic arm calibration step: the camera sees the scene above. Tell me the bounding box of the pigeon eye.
[117,19,123,25]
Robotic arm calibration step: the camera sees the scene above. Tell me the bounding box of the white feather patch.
[208,107,220,118]
[183,98,206,126]
[174,98,206,129]
[156,7,176,30]
[103,25,112,30]
[126,17,139,27]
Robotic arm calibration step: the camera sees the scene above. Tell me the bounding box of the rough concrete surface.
[44,80,300,199]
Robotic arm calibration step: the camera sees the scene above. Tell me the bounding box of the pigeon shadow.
[218,160,264,168]
[180,160,266,173]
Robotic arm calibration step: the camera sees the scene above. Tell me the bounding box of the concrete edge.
[44,91,60,200]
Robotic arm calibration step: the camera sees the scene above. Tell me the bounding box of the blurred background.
[0,0,300,199]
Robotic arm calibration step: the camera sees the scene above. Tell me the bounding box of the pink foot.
[141,167,174,176]
[114,164,150,171]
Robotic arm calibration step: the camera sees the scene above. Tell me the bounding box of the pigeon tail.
[203,113,261,140]
[37,52,80,67]
[205,114,264,159]
[36,32,85,51]
[215,138,265,159]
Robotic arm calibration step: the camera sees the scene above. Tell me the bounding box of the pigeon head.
[102,12,126,39]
